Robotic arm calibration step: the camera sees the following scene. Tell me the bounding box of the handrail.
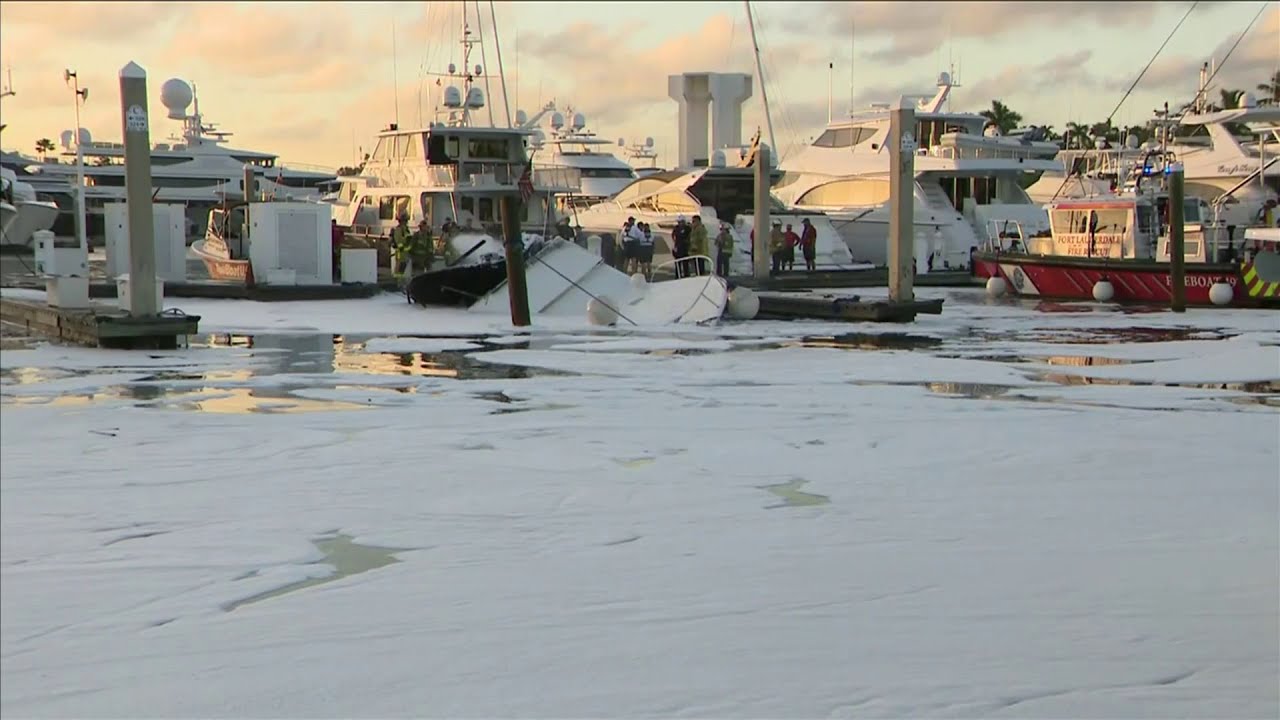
[650,254,715,280]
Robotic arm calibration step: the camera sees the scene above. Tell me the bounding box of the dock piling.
[888,96,916,304]
[119,61,159,317]
[1168,162,1186,313]
[752,143,771,280]
[501,194,531,326]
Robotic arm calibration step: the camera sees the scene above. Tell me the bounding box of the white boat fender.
[1208,282,1233,306]
[1092,279,1115,302]
[726,286,760,320]
[985,276,1007,297]
[587,295,620,326]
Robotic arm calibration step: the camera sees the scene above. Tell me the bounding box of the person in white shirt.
[637,222,656,277]
[625,220,646,274]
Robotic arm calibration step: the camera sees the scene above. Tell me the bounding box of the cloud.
[959,50,1102,111]
[0,2,185,39]
[784,1,1178,62]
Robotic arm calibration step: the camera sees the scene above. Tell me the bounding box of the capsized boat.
[467,238,740,325]
[405,231,546,306]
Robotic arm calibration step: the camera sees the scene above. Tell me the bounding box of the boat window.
[1051,208,1091,234]
[812,128,857,148]
[370,138,386,161]
[377,195,411,221]
[579,167,635,179]
[1092,209,1129,235]
[478,197,495,221]
[1136,204,1155,234]
[401,133,421,159]
[427,134,456,165]
[419,193,434,225]
[797,179,890,207]
[461,196,475,215]
[467,137,509,160]
[1183,199,1202,223]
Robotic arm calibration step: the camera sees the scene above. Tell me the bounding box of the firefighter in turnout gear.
[413,220,435,273]
[688,215,710,275]
[391,213,414,279]
[714,223,735,277]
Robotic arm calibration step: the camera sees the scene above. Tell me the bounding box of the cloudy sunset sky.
[1,1,1276,171]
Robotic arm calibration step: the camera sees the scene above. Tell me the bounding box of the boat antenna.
[0,67,13,99]
[488,0,513,128]
[744,1,777,155]
[1182,1,1268,118]
[473,1,495,127]
[1103,1,1198,126]
[392,19,401,126]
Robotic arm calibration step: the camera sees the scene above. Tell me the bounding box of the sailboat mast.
[489,0,513,128]
[744,1,777,156]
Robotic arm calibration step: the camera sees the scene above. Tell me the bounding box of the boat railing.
[981,219,1027,253]
[649,254,715,280]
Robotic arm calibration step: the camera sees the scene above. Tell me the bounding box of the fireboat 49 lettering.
[1164,275,1236,288]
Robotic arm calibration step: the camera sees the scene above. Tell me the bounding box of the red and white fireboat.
[973,195,1280,308]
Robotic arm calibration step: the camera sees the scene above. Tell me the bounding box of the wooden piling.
[1168,162,1186,313]
[500,194,531,326]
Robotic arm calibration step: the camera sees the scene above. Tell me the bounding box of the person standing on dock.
[783,223,799,271]
[414,220,435,273]
[672,216,692,278]
[769,220,786,275]
[639,222,656,277]
[689,216,709,275]
[391,213,414,280]
[800,218,817,272]
[714,222,735,277]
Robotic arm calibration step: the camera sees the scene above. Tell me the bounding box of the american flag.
[518,155,535,203]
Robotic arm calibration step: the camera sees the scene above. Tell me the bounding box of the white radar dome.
[1240,92,1257,109]
[550,112,565,129]
[442,86,463,108]
[465,87,485,109]
[160,78,193,120]
[515,109,529,125]
[572,112,586,130]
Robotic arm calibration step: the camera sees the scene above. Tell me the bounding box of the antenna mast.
[0,67,14,99]
[744,1,777,156]
[392,20,401,126]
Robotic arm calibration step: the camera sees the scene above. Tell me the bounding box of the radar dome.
[618,137,625,146]
[645,137,655,148]
[1093,136,1107,149]
[1239,92,1257,108]
[515,109,529,125]
[442,86,463,108]
[710,149,727,168]
[572,112,586,130]
[160,78,193,120]
[59,130,73,150]
[474,65,482,76]
[983,125,1001,137]
[937,71,951,86]
[448,63,457,74]
[550,112,565,129]
[1125,134,1140,149]
[465,87,485,109]
[531,129,546,147]
[76,128,91,146]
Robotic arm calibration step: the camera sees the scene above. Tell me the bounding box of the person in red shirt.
[800,217,818,271]
[783,224,800,271]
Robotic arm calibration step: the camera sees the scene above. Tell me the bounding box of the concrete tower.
[668,72,752,168]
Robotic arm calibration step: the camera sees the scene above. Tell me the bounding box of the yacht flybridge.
[773,72,1063,269]
[329,25,573,240]
[15,78,335,240]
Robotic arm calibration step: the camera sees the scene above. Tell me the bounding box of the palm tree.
[1215,88,1245,111]
[1064,121,1090,149]
[1258,70,1279,104]
[979,100,1023,135]
[34,137,54,159]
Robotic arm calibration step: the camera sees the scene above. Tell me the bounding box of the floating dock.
[0,296,201,349]
[734,268,976,291]
[754,291,944,323]
[0,276,390,302]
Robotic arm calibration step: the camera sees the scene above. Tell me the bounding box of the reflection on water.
[3,385,370,414]
[927,382,1013,399]
[224,533,411,612]
[761,479,830,508]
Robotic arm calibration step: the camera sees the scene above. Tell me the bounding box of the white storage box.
[340,248,378,284]
[33,231,89,277]
[116,274,165,314]
[247,202,333,285]
[45,277,90,309]
[103,202,187,282]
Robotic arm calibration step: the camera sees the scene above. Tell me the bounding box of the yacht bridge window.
[812,127,877,148]
[427,133,458,165]
[378,195,411,221]
[796,178,890,207]
[400,133,422,160]
[579,167,635,179]
[467,137,510,161]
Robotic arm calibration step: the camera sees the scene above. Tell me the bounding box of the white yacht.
[514,103,639,214]
[17,78,335,241]
[329,26,572,242]
[772,72,1062,269]
[0,166,58,248]
[573,142,858,273]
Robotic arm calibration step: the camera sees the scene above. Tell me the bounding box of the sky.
[0,1,1276,171]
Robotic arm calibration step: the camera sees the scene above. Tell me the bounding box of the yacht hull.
[407,263,510,307]
[0,200,60,248]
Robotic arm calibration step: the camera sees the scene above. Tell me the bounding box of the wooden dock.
[1,275,391,302]
[0,296,201,349]
[734,268,976,291]
[754,291,944,323]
